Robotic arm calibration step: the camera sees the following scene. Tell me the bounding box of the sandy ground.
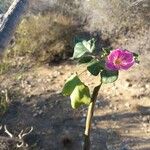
[0,55,149,150]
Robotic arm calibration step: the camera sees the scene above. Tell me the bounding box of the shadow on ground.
[0,92,149,150]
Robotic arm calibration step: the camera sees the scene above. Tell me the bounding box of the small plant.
[62,37,139,150]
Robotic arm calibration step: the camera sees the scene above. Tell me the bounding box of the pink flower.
[105,48,135,71]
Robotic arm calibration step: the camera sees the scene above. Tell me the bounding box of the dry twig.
[1,125,33,148]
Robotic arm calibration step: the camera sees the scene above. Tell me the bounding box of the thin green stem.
[83,82,102,150]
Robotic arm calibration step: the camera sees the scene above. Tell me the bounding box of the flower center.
[115,58,122,65]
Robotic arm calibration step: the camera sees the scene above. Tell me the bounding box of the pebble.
[125,79,133,87]
[147,128,150,133]
[80,118,85,124]
[142,116,149,123]
[114,106,118,111]
[145,84,150,89]
[53,71,61,78]
[83,113,86,117]
[142,123,148,128]
[38,110,43,115]
[33,113,38,117]
[125,130,129,134]
[37,78,42,82]
[139,87,145,92]
[109,104,113,109]
[125,82,132,88]
[125,102,130,108]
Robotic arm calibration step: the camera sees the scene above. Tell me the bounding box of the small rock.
[147,128,150,133]
[125,82,132,87]
[38,110,43,115]
[139,87,145,92]
[125,102,130,108]
[128,83,132,87]
[125,130,129,134]
[125,79,132,87]
[80,118,85,124]
[109,104,113,108]
[142,116,149,123]
[145,84,150,89]
[37,78,42,82]
[33,113,38,117]
[83,113,86,117]
[142,123,148,128]
[114,106,118,111]
[53,71,61,78]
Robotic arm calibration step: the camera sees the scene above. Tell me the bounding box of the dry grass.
[0,90,9,116]
[5,12,78,63]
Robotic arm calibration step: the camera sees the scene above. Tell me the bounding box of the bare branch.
[17,126,33,148]
[3,125,33,148]
[17,141,24,148]
[131,0,146,6]
[5,89,9,103]
[18,129,24,139]
[4,125,13,138]
[21,126,33,138]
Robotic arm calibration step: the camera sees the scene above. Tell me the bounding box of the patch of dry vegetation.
[5,12,78,63]
[0,90,9,116]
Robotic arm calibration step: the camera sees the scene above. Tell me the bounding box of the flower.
[105,48,135,71]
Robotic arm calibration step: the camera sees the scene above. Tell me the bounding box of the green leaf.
[82,38,96,53]
[73,42,89,59]
[73,38,96,59]
[87,60,102,76]
[70,84,91,109]
[101,70,119,84]
[102,47,112,54]
[101,48,112,58]
[133,53,140,63]
[62,74,81,96]
[78,56,93,64]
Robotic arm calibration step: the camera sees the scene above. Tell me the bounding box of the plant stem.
[83,83,102,150]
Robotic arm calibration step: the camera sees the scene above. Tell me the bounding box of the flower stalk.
[83,83,102,150]
[62,37,138,150]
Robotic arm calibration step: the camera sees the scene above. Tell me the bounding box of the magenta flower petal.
[106,62,118,70]
[120,61,134,70]
[105,48,135,71]
[120,50,134,62]
[107,49,123,62]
